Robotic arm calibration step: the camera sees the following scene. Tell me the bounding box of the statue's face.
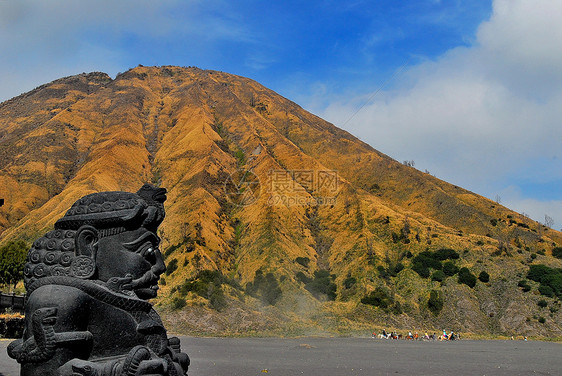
[95,227,166,300]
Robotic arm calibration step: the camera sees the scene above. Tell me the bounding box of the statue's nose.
[152,249,166,275]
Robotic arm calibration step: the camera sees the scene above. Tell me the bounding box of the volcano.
[1,66,561,336]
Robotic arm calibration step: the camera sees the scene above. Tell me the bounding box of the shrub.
[305,270,337,301]
[411,251,447,279]
[361,287,393,309]
[538,316,546,324]
[391,301,403,315]
[392,263,405,276]
[296,271,311,284]
[458,267,477,288]
[527,264,562,299]
[541,273,562,298]
[165,258,178,276]
[247,270,282,305]
[478,271,490,283]
[379,263,405,279]
[538,284,555,298]
[553,247,562,259]
[171,297,186,310]
[410,249,461,280]
[537,299,548,308]
[443,261,459,276]
[413,251,443,270]
[377,265,390,280]
[343,275,357,289]
[180,270,226,296]
[177,269,238,310]
[295,257,310,268]
[431,270,446,282]
[518,280,531,292]
[412,263,430,278]
[261,275,283,305]
[198,269,226,285]
[434,248,460,260]
[209,287,227,311]
[0,240,28,290]
[164,242,183,259]
[527,264,552,282]
[427,290,444,315]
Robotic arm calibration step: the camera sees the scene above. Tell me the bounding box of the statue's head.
[24,184,168,300]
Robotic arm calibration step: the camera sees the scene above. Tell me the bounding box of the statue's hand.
[119,345,170,376]
[168,337,190,374]
[135,358,168,376]
[171,352,190,374]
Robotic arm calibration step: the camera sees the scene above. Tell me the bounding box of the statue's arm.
[13,284,93,375]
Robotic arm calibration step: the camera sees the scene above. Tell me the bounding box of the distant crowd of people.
[373,329,460,341]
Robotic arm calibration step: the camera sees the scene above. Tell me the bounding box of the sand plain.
[1,336,560,376]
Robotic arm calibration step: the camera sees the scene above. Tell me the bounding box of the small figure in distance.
[380,328,389,339]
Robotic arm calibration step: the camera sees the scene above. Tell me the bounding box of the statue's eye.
[138,242,156,262]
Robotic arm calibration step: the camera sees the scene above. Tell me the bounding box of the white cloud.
[320,0,562,224]
[245,54,278,71]
[318,0,562,226]
[0,0,252,102]
[477,0,562,97]
[499,186,562,232]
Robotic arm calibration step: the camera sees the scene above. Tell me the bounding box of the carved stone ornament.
[69,256,96,279]
[7,184,190,376]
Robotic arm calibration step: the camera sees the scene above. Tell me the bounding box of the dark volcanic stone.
[6,184,189,376]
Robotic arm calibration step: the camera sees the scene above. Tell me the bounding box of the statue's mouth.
[130,271,159,289]
[118,271,160,299]
[106,270,161,299]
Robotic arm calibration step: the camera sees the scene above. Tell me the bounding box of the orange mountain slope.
[1,66,561,336]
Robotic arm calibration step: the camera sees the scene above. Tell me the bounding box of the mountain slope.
[1,66,561,337]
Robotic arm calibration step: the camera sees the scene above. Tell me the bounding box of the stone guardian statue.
[8,184,189,376]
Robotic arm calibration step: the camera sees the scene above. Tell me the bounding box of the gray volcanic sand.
[1,337,561,376]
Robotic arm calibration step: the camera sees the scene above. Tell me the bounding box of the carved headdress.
[55,184,166,233]
[23,184,166,289]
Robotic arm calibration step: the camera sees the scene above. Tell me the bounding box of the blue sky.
[1,0,561,230]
